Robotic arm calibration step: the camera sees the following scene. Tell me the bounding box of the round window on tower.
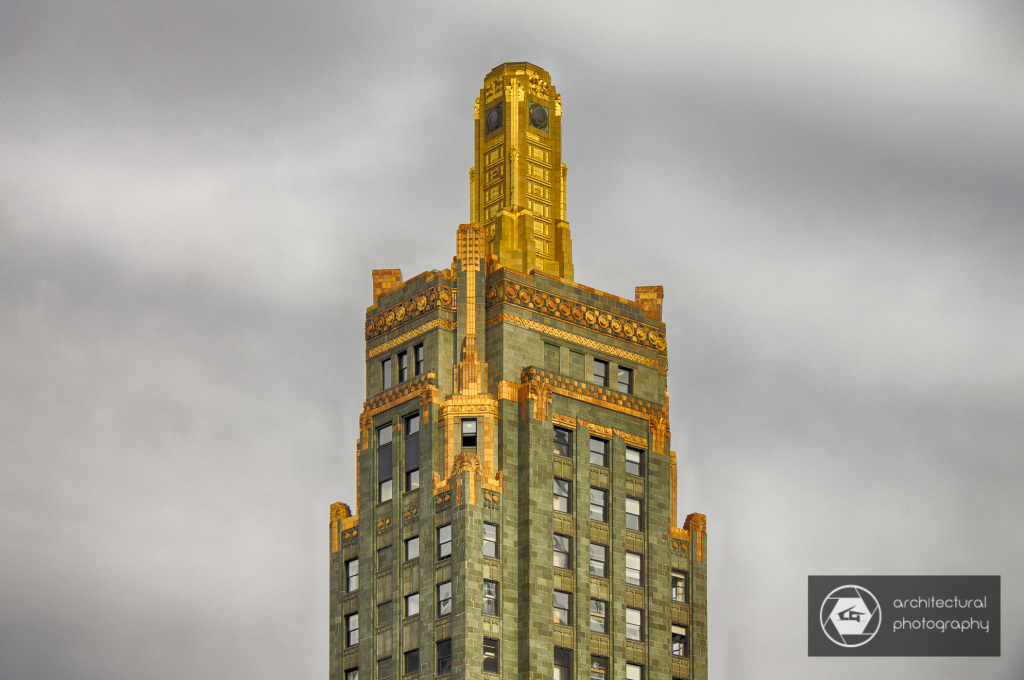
[529,103,549,131]
[486,104,503,133]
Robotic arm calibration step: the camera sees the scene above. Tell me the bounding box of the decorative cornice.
[366,319,456,359]
[488,313,665,374]
[365,284,456,343]
[486,280,666,355]
[551,413,648,449]
[361,375,439,449]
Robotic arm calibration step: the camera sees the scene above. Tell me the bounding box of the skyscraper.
[329,62,708,680]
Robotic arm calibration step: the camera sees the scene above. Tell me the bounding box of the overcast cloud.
[1,2,1022,679]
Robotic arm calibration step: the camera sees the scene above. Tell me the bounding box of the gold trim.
[367,319,456,359]
[488,313,665,373]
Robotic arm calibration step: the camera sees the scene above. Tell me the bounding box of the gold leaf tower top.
[471,62,574,281]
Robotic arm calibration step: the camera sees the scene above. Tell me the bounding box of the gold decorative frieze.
[366,319,456,359]
[486,281,666,354]
[361,375,439,450]
[488,313,665,374]
[365,284,456,343]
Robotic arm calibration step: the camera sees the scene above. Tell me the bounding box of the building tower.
[329,63,708,680]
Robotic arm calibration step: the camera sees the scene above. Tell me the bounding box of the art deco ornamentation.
[365,284,456,343]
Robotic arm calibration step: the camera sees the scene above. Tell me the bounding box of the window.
[672,571,688,603]
[377,425,393,502]
[483,522,498,559]
[406,592,419,617]
[553,478,571,513]
[406,536,419,561]
[398,350,408,382]
[553,534,571,569]
[554,647,572,680]
[377,545,392,569]
[483,637,500,673]
[672,625,688,657]
[377,600,392,623]
[626,607,643,641]
[593,358,608,386]
[345,669,358,680]
[381,358,392,389]
[405,649,420,673]
[461,419,477,447]
[345,558,359,592]
[553,590,572,625]
[405,414,420,490]
[626,663,644,680]
[438,524,452,559]
[377,657,392,678]
[589,487,607,522]
[625,552,643,586]
[437,639,452,675]
[590,656,609,680]
[626,497,643,531]
[589,436,608,467]
[483,580,499,616]
[437,581,452,617]
[590,598,608,634]
[413,344,424,376]
[626,447,644,476]
[589,543,607,578]
[345,613,359,647]
[553,426,572,457]
[617,366,633,393]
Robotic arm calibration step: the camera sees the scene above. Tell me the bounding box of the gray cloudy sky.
[1,1,1022,678]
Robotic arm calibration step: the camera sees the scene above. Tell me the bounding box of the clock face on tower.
[529,103,549,131]
[486,104,503,133]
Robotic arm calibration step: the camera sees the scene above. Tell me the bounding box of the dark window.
[672,571,688,603]
[626,497,643,531]
[553,426,572,457]
[553,534,571,569]
[589,487,607,522]
[554,647,572,680]
[626,607,643,641]
[345,613,359,647]
[590,656,609,680]
[462,419,477,447]
[381,358,392,389]
[672,625,688,657]
[483,522,498,559]
[483,637,500,674]
[589,543,607,578]
[377,600,392,623]
[406,536,419,561]
[398,351,408,382]
[437,581,452,617]
[413,344,424,376]
[405,649,420,673]
[626,447,644,476]
[377,545,392,569]
[376,657,392,678]
[544,342,560,372]
[345,558,359,592]
[483,580,499,616]
[626,663,644,680]
[377,425,393,502]
[553,590,572,625]
[589,436,608,467]
[553,478,571,513]
[593,358,608,386]
[590,598,608,634]
[626,551,643,586]
[405,592,419,617]
[617,366,633,393]
[437,524,452,560]
[345,669,358,680]
[405,414,420,490]
[437,639,452,675]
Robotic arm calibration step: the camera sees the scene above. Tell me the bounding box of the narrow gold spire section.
[471,62,574,280]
